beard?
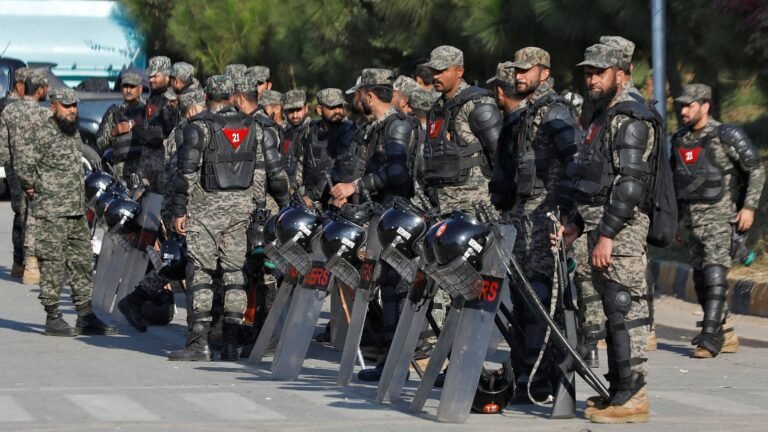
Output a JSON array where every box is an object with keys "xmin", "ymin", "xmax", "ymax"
[
  {"xmin": 516, "ymin": 80, "xmax": 539, "ymax": 98},
  {"xmin": 587, "ymin": 82, "xmax": 618, "ymax": 110},
  {"xmin": 361, "ymin": 98, "xmax": 373, "ymax": 116},
  {"xmin": 55, "ymin": 113, "xmax": 79, "ymax": 136}
]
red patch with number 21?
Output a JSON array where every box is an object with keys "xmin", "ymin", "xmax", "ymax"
[
  {"xmin": 679, "ymin": 147, "xmax": 702, "ymax": 165},
  {"xmin": 223, "ymin": 128, "xmax": 249, "ymax": 149}
]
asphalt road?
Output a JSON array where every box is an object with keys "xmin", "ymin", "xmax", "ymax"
[{"xmin": 0, "ymin": 201, "xmax": 767, "ymax": 431}]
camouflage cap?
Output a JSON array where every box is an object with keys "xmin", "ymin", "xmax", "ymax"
[
  {"xmin": 360, "ymin": 68, "xmax": 394, "ymax": 87},
  {"xmin": 121, "ymin": 71, "xmax": 143, "ymax": 87},
  {"xmin": 13, "ymin": 67, "xmax": 30, "ymax": 84},
  {"xmin": 317, "ymin": 88, "xmax": 345, "ymax": 107},
  {"xmin": 170, "ymin": 62, "xmax": 195, "ymax": 83},
  {"xmin": 599, "ymin": 36, "xmax": 635, "ymax": 69},
  {"xmin": 577, "ymin": 43, "xmax": 623, "ymax": 69},
  {"xmin": 233, "ymin": 74, "xmax": 258, "ymax": 94},
  {"xmin": 179, "ymin": 89, "xmax": 206, "ymax": 112},
  {"xmin": 50, "ymin": 87, "xmax": 78, "ymax": 105},
  {"xmin": 205, "ymin": 74, "xmax": 233, "ymax": 96},
  {"xmin": 393, "ymin": 75, "xmax": 420, "ymax": 98},
  {"xmin": 26, "ymin": 68, "xmax": 49, "ymax": 87},
  {"xmin": 283, "ymin": 90, "xmax": 307, "ymax": 110},
  {"xmin": 409, "ymin": 88, "xmax": 440, "ymax": 112},
  {"xmin": 260, "ymin": 90, "xmax": 283, "ymax": 106},
  {"xmin": 225, "ymin": 63, "xmax": 247, "ymax": 78},
  {"xmin": 345, "ymin": 76, "xmax": 362, "ymax": 95},
  {"xmin": 423, "ymin": 45, "xmax": 463, "ymax": 71},
  {"xmin": 510, "ymin": 47, "xmax": 550, "ymax": 70},
  {"xmin": 163, "ymin": 87, "xmax": 178, "ymax": 101},
  {"xmin": 486, "ymin": 61, "xmax": 515, "ymax": 85},
  {"xmin": 674, "ymin": 83, "xmax": 712, "ymax": 104},
  {"xmin": 147, "ymin": 56, "xmax": 171, "ymax": 76},
  {"xmin": 246, "ymin": 65, "xmax": 270, "ymax": 83}
]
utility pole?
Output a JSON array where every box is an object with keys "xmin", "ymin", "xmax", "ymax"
[{"xmin": 652, "ymin": 0, "xmax": 666, "ymax": 126}]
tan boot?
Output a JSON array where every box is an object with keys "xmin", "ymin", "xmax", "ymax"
[
  {"xmin": 647, "ymin": 329, "xmax": 658, "ymax": 352},
  {"xmin": 11, "ymin": 263, "xmax": 24, "ymax": 278},
  {"xmin": 691, "ymin": 346, "xmax": 715, "ymax": 358},
  {"xmin": 590, "ymin": 386, "xmax": 649, "ymax": 424},
  {"xmin": 584, "ymin": 395, "xmax": 608, "ymax": 419},
  {"xmin": 22, "ymin": 256, "xmax": 40, "ymax": 285},
  {"xmin": 721, "ymin": 320, "xmax": 740, "ymax": 353}
]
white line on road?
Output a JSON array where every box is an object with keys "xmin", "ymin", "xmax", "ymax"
[
  {"xmin": 179, "ymin": 392, "xmax": 286, "ymax": 421},
  {"xmin": 0, "ymin": 395, "xmax": 33, "ymax": 422},
  {"xmin": 66, "ymin": 394, "xmax": 161, "ymax": 421}
]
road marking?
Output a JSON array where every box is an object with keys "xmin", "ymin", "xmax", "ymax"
[
  {"xmin": 179, "ymin": 392, "xmax": 286, "ymax": 421},
  {"xmin": 0, "ymin": 395, "xmax": 33, "ymax": 422},
  {"xmin": 67, "ymin": 394, "xmax": 161, "ymax": 421},
  {"xmin": 659, "ymin": 391, "xmax": 766, "ymax": 415}
]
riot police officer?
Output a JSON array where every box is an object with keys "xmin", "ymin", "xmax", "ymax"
[
  {"xmin": 168, "ymin": 76, "xmax": 289, "ymax": 362},
  {"xmin": 672, "ymin": 83, "xmax": 765, "ymax": 358}
]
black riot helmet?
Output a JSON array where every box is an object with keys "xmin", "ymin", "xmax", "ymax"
[
  {"xmin": 84, "ymin": 169, "xmax": 115, "ymax": 205},
  {"xmin": 377, "ymin": 200, "xmax": 428, "ymax": 259},
  {"xmin": 157, "ymin": 235, "xmax": 188, "ymax": 280},
  {"xmin": 264, "ymin": 214, "xmax": 277, "ymax": 245},
  {"xmin": 422, "ymin": 220, "xmax": 444, "ymax": 265},
  {"xmin": 274, "ymin": 204, "xmax": 321, "ymax": 251},
  {"xmin": 104, "ymin": 197, "xmax": 142, "ymax": 229},
  {"xmin": 320, "ymin": 218, "xmax": 367, "ymax": 265},
  {"xmin": 95, "ymin": 182, "xmax": 129, "ymax": 219},
  {"xmin": 101, "ymin": 147, "xmax": 115, "ymax": 168},
  {"xmin": 432, "ymin": 211, "xmax": 490, "ymax": 269},
  {"xmin": 471, "ymin": 361, "xmax": 515, "ymax": 414}
]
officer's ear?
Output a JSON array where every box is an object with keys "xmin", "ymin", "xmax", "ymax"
[
  {"xmin": 540, "ymin": 66, "xmax": 550, "ymax": 82},
  {"xmin": 455, "ymin": 65, "xmax": 465, "ymax": 79},
  {"xmin": 315, "ymin": 105, "xmax": 322, "ymax": 116},
  {"xmin": 49, "ymin": 102, "xmax": 56, "ymax": 113},
  {"xmin": 614, "ymin": 67, "xmax": 626, "ymax": 86},
  {"xmin": 699, "ymin": 100, "xmax": 711, "ymax": 116}
]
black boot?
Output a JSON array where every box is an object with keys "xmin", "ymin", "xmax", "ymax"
[
  {"xmin": 221, "ymin": 322, "xmax": 241, "ymax": 361},
  {"xmin": 75, "ymin": 307, "xmax": 119, "ymax": 336},
  {"xmin": 117, "ymin": 289, "xmax": 150, "ymax": 332},
  {"xmin": 44, "ymin": 306, "xmax": 76, "ymax": 337},
  {"xmin": 168, "ymin": 321, "xmax": 211, "ymax": 361},
  {"xmin": 358, "ymin": 362, "xmax": 384, "ymax": 382}
]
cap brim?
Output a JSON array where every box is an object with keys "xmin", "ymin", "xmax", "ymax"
[
  {"xmin": 345, "ymin": 85, "xmax": 359, "ymax": 95},
  {"xmin": 485, "ymin": 75, "xmax": 499, "ymax": 85},
  {"xmin": 576, "ymin": 60, "xmax": 613, "ymax": 68},
  {"xmin": 509, "ymin": 61, "xmax": 536, "ymax": 70},
  {"xmin": 284, "ymin": 103, "xmax": 305, "ymax": 110},
  {"xmin": 421, "ymin": 60, "xmax": 451, "ymax": 71},
  {"xmin": 674, "ymin": 96, "xmax": 695, "ymax": 104}
]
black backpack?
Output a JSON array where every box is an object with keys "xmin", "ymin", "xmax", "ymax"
[{"xmin": 611, "ymin": 99, "xmax": 677, "ymax": 247}]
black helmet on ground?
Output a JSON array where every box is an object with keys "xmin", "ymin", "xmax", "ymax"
[
  {"xmin": 471, "ymin": 361, "xmax": 515, "ymax": 414},
  {"xmin": 94, "ymin": 182, "xmax": 129, "ymax": 219},
  {"xmin": 274, "ymin": 204, "xmax": 321, "ymax": 251},
  {"xmin": 320, "ymin": 217, "xmax": 367, "ymax": 265},
  {"xmin": 158, "ymin": 236, "xmax": 188, "ymax": 280},
  {"xmin": 377, "ymin": 200, "xmax": 427, "ymax": 259}
]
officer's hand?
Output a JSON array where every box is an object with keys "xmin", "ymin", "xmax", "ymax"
[
  {"xmin": 174, "ymin": 216, "xmax": 188, "ymax": 236},
  {"xmin": 591, "ymin": 235, "xmax": 613, "ymax": 271},
  {"xmin": 24, "ymin": 188, "xmax": 34, "ymax": 200},
  {"xmin": 735, "ymin": 208, "xmax": 755, "ymax": 232},
  {"xmin": 332, "ymin": 197, "xmax": 347, "ymax": 208},
  {"xmin": 303, "ymin": 195, "xmax": 314, "ymax": 208},
  {"xmin": 113, "ymin": 121, "xmax": 132, "ymax": 136},
  {"xmin": 330, "ymin": 182, "xmax": 356, "ymax": 200}
]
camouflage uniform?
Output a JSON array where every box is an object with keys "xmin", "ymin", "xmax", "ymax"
[
  {"xmin": 96, "ymin": 72, "xmax": 146, "ymax": 181},
  {"xmin": 572, "ymin": 45, "xmax": 653, "ymax": 402},
  {"xmin": 14, "ymin": 89, "xmax": 93, "ymax": 311},
  {"xmin": 672, "ymin": 84, "xmax": 765, "ymax": 355},
  {"xmin": 0, "ymin": 71, "xmax": 27, "ymax": 268},
  {"xmin": 139, "ymin": 56, "xmax": 177, "ymax": 193},
  {"xmin": 1, "ymin": 70, "xmax": 50, "ymax": 265},
  {"xmin": 224, "ymin": 64, "xmax": 247, "ymax": 78},
  {"xmin": 170, "ymin": 62, "xmax": 201, "ymax": 94},
  {"xmin": 421, "ymin": 46, "xmax": 501, "ymax": 212},
  {"xmin": 496, "ymin": 49, "xmax": 582, "ymax": 395}
]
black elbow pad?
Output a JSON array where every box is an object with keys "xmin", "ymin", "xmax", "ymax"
[
  {"xmin": 599, "ymin": 179, "xmax": 645, "ymax": 238},
  {"xmin": 263, "ymin": 128, "xmax": 286, "ymax": 176},
  {"xmin": 617, "ymin": 119, "xmax": 650, "ymax": 178},
  {"xmin": 171, "ymin": 175, "xmax": 190, "ymax": 217},
  {"xmin": 469, "ymin": 103, "xmax": 503, "ymax": 159},
  {"xmin": 720, "ymin": 125, "xmax": 760, "ymax": 169},
  {"xmin": 544, "ymin": 103, "xmax": 581, "ymax": 157}
]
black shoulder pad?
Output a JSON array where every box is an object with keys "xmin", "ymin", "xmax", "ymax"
[
  {"xmin": 617, "ymin": 118, "xmax": 650, "ymax": 151},
  {"xmin": 719, "ymin": 124, "xmax": 760, "ymax": 168},
  {"xmin": 386, "ymin": 117, "xmax": 413, "ymax": 145},
  {"xmin": 610, "ymin": 99, "xmax": 655, "ymax": 122},
  {"xmin": 544, "ymin": 101, "xmax": 578, "ymax": 124}
]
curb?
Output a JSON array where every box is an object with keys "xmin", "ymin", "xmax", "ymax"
[{"xmin": 649, "ymin": 259, "xmax": 768, "ymax": 318}]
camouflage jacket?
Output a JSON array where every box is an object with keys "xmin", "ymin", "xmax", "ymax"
[
  {"xmin": 0, "ymin": 97, "xmax": 50, "ymax": 175},
  {"xmin": 95, "ymin": 99, "xmax": 147, "ymax": 151},
  {"xmin": 15, "ymin": 117, "xmax": 85, "ymax": 217},
  {"xmin": 675, "ymin": 118, "xmax": 766, "ymax": 219}
]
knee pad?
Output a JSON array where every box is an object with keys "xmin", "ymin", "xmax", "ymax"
[
  {"xmin": 703, "ymin": 265, "xmax": 728, "ymax": 289},
  {"xmin": 601, "ymin": 281, "xmax": 632, "ymax": 318}
]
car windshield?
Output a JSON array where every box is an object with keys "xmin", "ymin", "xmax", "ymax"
[{"xmin": 0, "ymin": 65, "xmax": 10, "ymax": 96}]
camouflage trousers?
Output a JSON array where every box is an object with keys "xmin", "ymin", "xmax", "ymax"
[
  {"xmin": 185, "ymin": 216, "xmax": 248, "ymax": 324},
  {"xmin": 431, "ymin": 169, "xmax": 491, "ymax": 214},
  {"xmin": 138, "ymin": 147, "xmax": 166, "ymax": 194},
  {"xmin": 503, "ymin": 198, "xmax": 556, "ymax": 283},
  {"xmin": 586, "ymin": 215, "xmax": 650, "ymax": 378},
  {"xmin": 9, "ymin": 173, "xmax": 36, "ymax": 262},
  {"xmin": 573, "ymin": 234, "xmax": 604, "ymax": 341},
  {"xmin": 680, "ymin": 204, "xmax": 734, "ymax": 321},
  {"xmin": 36, "ymin": 216, "xmax": 93, "ymax": 308}
]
